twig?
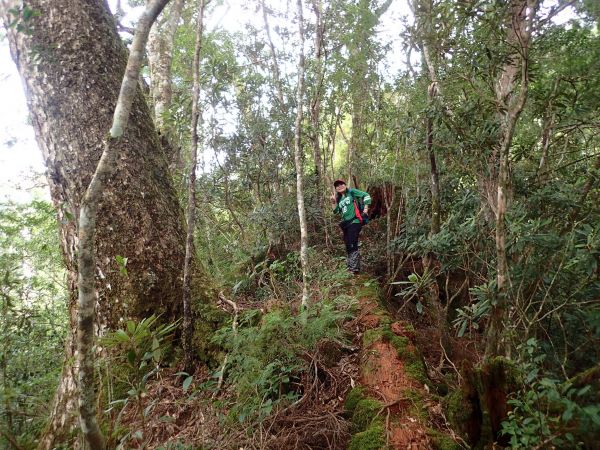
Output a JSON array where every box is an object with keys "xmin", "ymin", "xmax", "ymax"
[{"xmin": 214, "ymin": 291, "xmax": 238, "ymax": 396}]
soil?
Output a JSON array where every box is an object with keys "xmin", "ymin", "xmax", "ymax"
[{"xmin": 355, "ymin": 294, "xmax": 432, "ymax": 449}]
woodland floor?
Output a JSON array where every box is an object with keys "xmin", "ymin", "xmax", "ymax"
[{"xmin": 118, "ymin": 268, "xmax": 467, "ymax": 449}]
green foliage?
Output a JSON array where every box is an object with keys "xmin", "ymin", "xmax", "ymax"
[
  {"xmin": 0, "ymin": 200, "xmax": 67, "ymax": 449},
  {"xmin": 345, "ymin": 386, "xmax": 366, "ymax": 414},
  {"xmin": 391, "ymin": 269, "xmax": 435, "ymax": 315},
  {"xmin": 101, "ymin": 316, "xmax": 178, "ymax": 448},
  {"xmin": 211, "ymin": 296, "xmax": 354, "ymax": 424},
  {"xmin": 348, "ymin": 423, "xmax": 385, "ymax": 450},
  {"xmin": 501, "ymin": 339, "xmax": 600, "ymax": 449},
  {"xmin": 351, "ymin": 398, "xmax": 383, "ymax": 432},
  {"xmin": 102, "ymin": 315, "xmax": 178, "ymax": 401}
]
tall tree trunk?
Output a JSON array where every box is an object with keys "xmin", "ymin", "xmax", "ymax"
[
  {"xmin": 486, "ymin": 0, "xmax": 538, "ymax": 357},
  {"xmin": 77, "ymin": 3, "xmax": 171, "ymax": 447},
  {"xmin": 183, "ymin": 0, "xmax": 206, "ymax": 373},
  {"xmin": 261, "ymin": 0, "xmax": 286, "ymax": 110},
  {"xmin": 427, "ymin": 93, "xmax": 441, "ymax": 236},
  {"xmin": 348, "ymin": 100, "xmax": 361, "ymax": 187},
  {"xmin": 148, "ymin": 0, "xmax": 184, "ymax": 131},
  {"xmin": 410, "ymin": 0, "xmax": 449, "ymax": 357},
  {"xmin": 0, "ymin": 0, "xmax": 203, "ymax": 446},
  {"xmin": 294, "ymin": 0, "xmax": 309, "ymax": 309},
  {"xmin": 147, "ymin": 0, "xmax": 185, "ymax": 169},
  {"xmin": 537, "ymin": 77, "xmax": 560, "ymax": 180},
  {"xmin": 310, "ymin": 0, "xmax": 325, "ymax": 207}
]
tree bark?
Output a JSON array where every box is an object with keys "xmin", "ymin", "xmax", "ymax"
[
  {"xmin": 77, "ymin": 2, "xmax": 172, "ymax": 447},
  {"xmin": 147, "ymin": 0, "xmax": 185, "ymax": 171},
  {"xmin": 309, "ymin": 0, "xmax": 325, "ymax": 205},
  {"xmin": 0, "ymin": 0, "xmax": 198, "ymax": 446},
  {"xmin": 148, "ymin": 0, "xmax": 185, "ymax": 132},
  {"xmin": 486, "ymin": 0, "xmax": 538, "ymax": 357},
  {"xmin": 183, "ymin": 0, "xmax": 206, "ymax": 373},
  {"xmin": 294, "ymin": 0, "xmax": 310, "ymax": 309}
]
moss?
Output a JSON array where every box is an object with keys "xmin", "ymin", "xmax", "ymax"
[
  {"xmin": 345, "ymin": 386, "xmax": 366, "ymax": 414},
  {"xmin": 405, "ymin": 359, "xmax": 429, "ymax": 386},
  {"xmin": 348, "ymin": 424, "xmax": 386, "ymax": 450},
  {"xmin": 383, "ymin": 329, "xmax": 410, "ymax": 357},
  {"xmin": 362, "ymin": 328, "xmax": 384, "ymax": 347},
  {"xmin": 403, "ymin": 322, "xmax": 416, "ymax": 333},
  {"xmin": 427, "ymin": 429, "xmax": 462, "ymax": 450},
  {"xmin": 355, "ymin": 282, "xmax": 380, "ymax": 299},
  {"xmin": 405, "ymin": 388, "xmax": 428, "ymax": 421},
  {"xmin": 445, "ymin": 389, "xmax": 471, "ymax": 427},
  {"xmin": 352, "ymin": 398, "xmax": 383, "ymax": 432},
  {"xmin": 379, "ymin": 326, "xmax": 430, "ymax": 386},
  {"xmin": 192, "ymin": 301, "xmax": 229, "ymax": 365}
]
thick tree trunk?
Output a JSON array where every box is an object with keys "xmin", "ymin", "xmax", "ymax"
[
  {"xmin": 77, "ymin": 2, "xmax": 172, "ymax": 447},
  {"xmin": 0, "ymin": 0, "xmax": 197, "ymax": 446}
]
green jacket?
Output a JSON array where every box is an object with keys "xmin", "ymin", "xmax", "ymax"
[{"xmin": 333, "ymin": 188, "xmax": 372, "ymax": 224}]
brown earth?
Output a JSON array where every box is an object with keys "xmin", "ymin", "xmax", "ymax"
[{"xmin": 356, "ymin": 293, "xmax": 432, "ymax": 449}]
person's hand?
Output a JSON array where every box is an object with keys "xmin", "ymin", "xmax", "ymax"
[
  {"xmin": 363, "ymin": 207, "xmax": 369, "ymax": 216},
  {"xmin": 330, "ymin": 195, "xmax": 337, "ymax": 205}
]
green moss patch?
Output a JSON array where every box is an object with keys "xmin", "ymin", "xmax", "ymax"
[
  {"xmin": 348, "ymin": 424, "xmax": 386, "ymax": 450},
  {"xmin": 352, "ymin": 398, "xmax": 383, "ymax": 432},
  {"xmin": 362, "ymin": 328, "xmax": 384, "ymax": 347},
  {"xmin": 345, "ymin": 386, "xmax": 366, "ymax": 415},
  {"xmin": 427, "ymin": 429, "xmax": 462, "ymax": 450}
]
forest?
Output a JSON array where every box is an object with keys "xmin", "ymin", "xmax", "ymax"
[{"xmin": 0, "ymin": 0, "xmax": 599, "ymax": 448}]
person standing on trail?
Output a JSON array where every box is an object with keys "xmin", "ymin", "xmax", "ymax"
[{"xmin": 330, "ymin": 179, "xmax": 372, "ymax": 274}]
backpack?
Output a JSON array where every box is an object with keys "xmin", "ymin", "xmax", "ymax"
[{"xmin": 337, "ymin": 189, "xmax": 369, "ymax": 225}]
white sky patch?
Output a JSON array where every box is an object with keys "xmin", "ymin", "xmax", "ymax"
[
  {"xmin": 0, "ymin": 41, "xmax": 46, "ymax": 203},
  {"xmin": 0, "ymin": 0, "xmax": 583, "ymax": 203}
]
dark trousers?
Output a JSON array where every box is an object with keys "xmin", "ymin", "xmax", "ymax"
[{"xmin": 341, "ymin": 222, "xmax": 362, "ymax": 272}]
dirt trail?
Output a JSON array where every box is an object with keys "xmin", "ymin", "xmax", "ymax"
[
  {"xmin": 356, "ymin": 292, "xmax": 431, "ymax": 449},
  {"xmin": 344, "ymin": 280, "xmax": 460, "ymax": 450}
]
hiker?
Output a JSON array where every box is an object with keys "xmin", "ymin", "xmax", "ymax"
[{"xmin": 330, "ymin": 179, "xmax": 372, "ymax": 274}]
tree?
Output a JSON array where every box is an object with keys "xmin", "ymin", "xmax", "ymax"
[
  {"xmin": 147, "ymin": 0, "xmax": 185, "ymax": 168},
  {"xmin": 486, "ymin": 0, "xmax": 538, "ymax": 357},
  {"xmin": 183, "ymin": 0, "xmax": 206, "ymax": 372},
  {"xmin": 148, "ymin": 0, "xmax": 185, "ymax": 133},
  {"xmin": 294, "ymin": 0, "xmax": 310, "ymax": 309},
  {"xmin": 0, "ymin": 0, "xmax": 207, "ymax": 446},
  {"xmin": 341, "ymin": 0, "xmax": 391, "ymax": 186}
]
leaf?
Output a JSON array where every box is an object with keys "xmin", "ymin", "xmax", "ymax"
[
  {"xmin": 416, "ymin": 301, "xmax": 423, "ymax": 314},
  {"xmin": 457, "ymin": 320, "xmax": 467, "ymax": 337},
  {"xmin": 182, "ymin": 375, "xmax": 194, "ymax": 392},
  {"xmin": 577, "ymin": 385, "xmax": 592, "ymax": 397},
  {"xmin": 115, "ymin": 329, "xmax": 129, "ymax": 342},
  {"xmin": 127, "ymin": 349, "xmax": 136, "ymax": 367},
  {"xmin": 115, "ymin": 255, "xmax": 128, "ymax": 276},
  {"xmin": 526, "ymin": 368, "xmax": 538, "ymax": 383}
]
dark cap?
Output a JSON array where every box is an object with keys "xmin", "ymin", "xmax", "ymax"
[{"xmin": 333, "ymin": 179, "xmax": 346, "ymax": 187}]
